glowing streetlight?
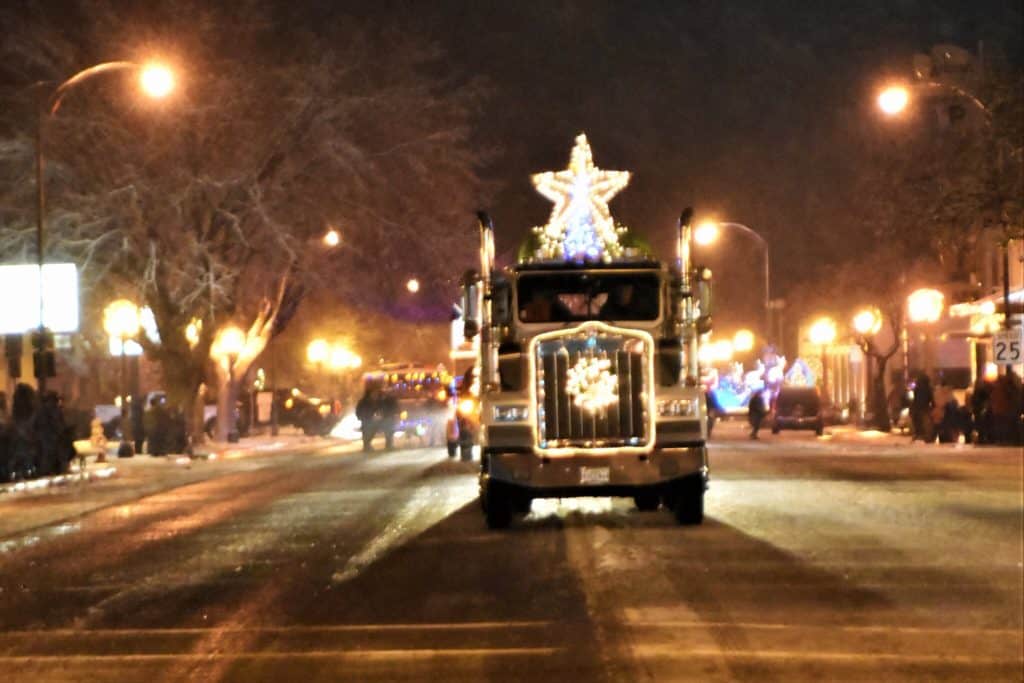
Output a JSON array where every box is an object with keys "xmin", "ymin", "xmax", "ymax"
[
  {"xmin": 406, "ymin": 278, "xmax": 420, "ymax": 294},
  {"xmin": 809, "ymin": 316, "xmax": 837, "ymax": 403},
  {"xmin": 693, "ymin": 221, "xmax": 720, "ymax": 246},
  {"xmin": 693, "ymin": 220, "xmax": 772, "ymax": 341},
  {"xmin": 139, "ymin": 63, "xmax": 175, "ymax": 98},
  {"xmin": 907, "ymin": 288, "xmax": 944, "ymax": 324},
  {"xmin": 877, "ymin": 85, "xmax": 910, "ymax": 115},
  {"xmin": 853, "ymin": 308, "xmax": 882, "ymax": 336},
  {"xmin": 733, "ymin": 329, "xmax": 755, "ymax": 353},
  {"xmin": 323, "ymin": 228, "xmax": 340, "ymax": 248},
  {"xmin": 329, "ymin": 345, "xmax": 362, "ymax": 371},
  {"xmin": 185, "ymin": 318, "xmax": 202, "ymax": 348},
  {"xmin": 307, "ymin": 338, "xmax": 329, "ymax": 366},
  {"xmin": 103, "ymin": 299, "xmax": 141, "ymax": 458},
  {"xmin": 211, "ymin": 325, "xmax": 246, "ymax": 364},
  {"xmin": 35, "ymin": 60, "xmax": 178, "ymax": 392}
]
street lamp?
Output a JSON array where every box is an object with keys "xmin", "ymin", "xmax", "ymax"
[
  {"xmin": 323, "ymin": 228, "xmax": 340, "ymax": 248},
  {"xmin": 406, "ymin": 278, "xmax": 420, "ymax": 294},
  {"xmin": 876, "ymin": 74, "xmax": 1021, "ymax": 374},
  {"xmin": 694, "ymin": 220, "xmax": 771, "ymax": 341},
  {"xmin": 733, "ymin": 329, "xmax": 755, "ymax": 353},
  {"xmin": 876, "ymin": 85, "xmax": 910, "ymax": 115},
  {"xmin": 103, "ymin": 299, "xmax": 141, "ymax": 458},
  {"xmin": 853, "ymin": 308, "xmax": 883, "ymax": 336},
  {"xmin": 809, "ymin": 316, "xmax": 837, "ymax": 403},
  {"xmin": 34, "ymin": 60, "xmax": 175, "ymax": 393},
  {"xmin": 211, "ymin": 325, "xmax": 246, "ymax": 442},
  {"xmin": 906, "ymin": 288, "xmax": 944, "ymax": 378}
]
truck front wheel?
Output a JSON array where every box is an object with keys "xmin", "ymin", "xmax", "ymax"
[
  {"xmin": 667, "ymin": 475, "xmax": 704, "ymax": 525},
  {"xmin": 483, "ymin": 480, "xmax": 513, "ymax": 529},
  {"xmin": 633, "ymin": 491, "xmax": 660, "ymax": 511}
]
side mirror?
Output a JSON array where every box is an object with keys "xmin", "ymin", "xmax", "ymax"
[{"xmin": 492, "ymin": 279, "xmax": 511, "ymax": 326}]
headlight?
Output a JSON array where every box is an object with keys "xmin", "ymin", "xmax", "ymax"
[
  {"xmin": 492, "ymin": 404, "xmax": 529, "ymax": 422},
  {"xmin": 657, "ymin": 398, "xmax": 698, "ymax": 418}
]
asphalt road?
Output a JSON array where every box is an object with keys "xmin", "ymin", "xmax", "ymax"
[{"xmin": 0, "ymin": 427, "xmax": 1021, "ymax": 682}]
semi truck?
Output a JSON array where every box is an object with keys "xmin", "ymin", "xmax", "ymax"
[{"xmin": 460, "ymin": 201, "xmax": 713, "ymax": 528}]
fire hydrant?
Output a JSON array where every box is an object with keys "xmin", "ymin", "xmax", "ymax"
[{"xmin": 90, "ymin": 417, "xmax": 108, "ymax": 464}]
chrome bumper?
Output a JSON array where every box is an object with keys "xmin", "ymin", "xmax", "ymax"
[{"xmin": 484, "ymin": 446, "xmax": 707, "ymax": 495}]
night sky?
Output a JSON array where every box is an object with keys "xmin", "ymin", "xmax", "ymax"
[
  {"xmin": 4, "ymin": 0, "xmax": 1023, "ymax": 334},
  {"xmin": 329, "ymin": 0, "xmax": 1022, "ymax": 327}
]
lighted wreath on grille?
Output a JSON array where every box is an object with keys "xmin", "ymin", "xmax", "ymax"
[{"xmin": 565, "ymin": 356, "xmax": 618, "ymax": 412}]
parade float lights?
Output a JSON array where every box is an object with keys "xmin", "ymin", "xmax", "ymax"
[
  {"xmin": 530, "ymin": 134, "xmax": 634, "ymax": 263},
  {"xmin": 565, "ymin": 355, "xmax": 619, "ymax": 412}
]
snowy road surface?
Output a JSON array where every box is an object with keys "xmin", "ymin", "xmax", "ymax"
[{"xmin": 0, "ymin": 425, "xmax": 1021, "ymax": 682}]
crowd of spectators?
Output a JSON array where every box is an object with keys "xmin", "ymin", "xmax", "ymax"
[{"xmin": 0, "ymin": 384, "xmax": 77, "ymax": 482}]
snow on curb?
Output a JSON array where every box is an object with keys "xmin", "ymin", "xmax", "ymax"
[{"xmin": 0, "ymin": 466, "xmax": 118, "ymax": 496}]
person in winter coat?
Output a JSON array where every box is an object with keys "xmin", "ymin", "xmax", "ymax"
[
  {"xmin": 747, "ymin": 387, "xmax": 767, "ymax": 440},
  {"xmin": 356, "ymin": 387, "xmax": 382, "ymax": 452},
  {"xmin": 910, "ymin": 373, "xmax": 934, "ymax": 442},
  {"xmin": 9, "ymin": 383, "xmax": 38, "ymax": 479}
]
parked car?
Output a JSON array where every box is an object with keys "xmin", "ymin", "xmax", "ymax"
[{"xmin": 771, "ymin": 386, "xmax": 824, "ymax": 436}]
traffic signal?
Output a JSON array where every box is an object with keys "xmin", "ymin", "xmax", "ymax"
[
  {"xmin": 4, "ymin": 334, "xmax": 22, "ymax": 379},
  {"xmin": 31, "ymin": 329, "xmax": 56, "ymax": 380}
]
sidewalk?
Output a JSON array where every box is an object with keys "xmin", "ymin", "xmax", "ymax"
[
  {"xmin": 0, "ymin": 432, "xmax": 359, "ymax": 541},
  {"xmin": 713, "ymin": 418, "xmax": 1022, "ymax": 453}
]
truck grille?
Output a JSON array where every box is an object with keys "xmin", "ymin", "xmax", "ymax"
[{"xmin": 535, "ymin": 327, "xmax": 651, "ymax": 449}]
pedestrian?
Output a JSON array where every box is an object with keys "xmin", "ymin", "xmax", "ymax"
[
  {"xmin": 9, "ymin": 383, "xmax": 38, "ymax": 479},
  {"xmin": 144, "ymin": 395, "xmax": 172, "ymax": 455},
  {"xmin": 932, "ymin": 378, "xmax": 957, "ymax": 443},
  {"xmin": 132, "ymin": 393, "xmax": 146, "ymax": 455},
  {"xmin": 381, "ymin": 389, "xmax": 399, "ymax": 451},
  {"xmin": 990, "ymin": 370, "xmax": 1022, "ymax": 445},
  {"xmin": 356, "ymin": 386, "xmax": 380, "ymax": 452},
  {"xmin": 910, "ymin": 373, "xmax": 934, "ymax": 443},
  {"xmin": 33, "ymin": 391, "xmax": 75, "ymax": 476},
  {"xmin": 970, "ymin": 377, "xmax": 993, "ymax": 444},
  {"xmin": 747, "ymin": 387, "xmax": 767, "ymax": 440}
]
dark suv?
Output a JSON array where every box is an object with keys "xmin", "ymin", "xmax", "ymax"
[{"xmin": 771, "ymin": 386, "xmax": 824, "ymax": 436}]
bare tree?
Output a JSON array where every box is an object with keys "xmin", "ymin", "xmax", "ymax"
[{"xmin": 0, "ymin": 1, "xmax": 488, "ymax": 442}]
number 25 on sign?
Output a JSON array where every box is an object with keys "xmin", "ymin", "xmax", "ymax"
[{"xmin": 992, "ymin": 328, "xmax": 1023, "ymax": 365}]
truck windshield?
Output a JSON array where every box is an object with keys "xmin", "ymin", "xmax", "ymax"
[{"xmin": 517, "ymin": 272, "xmax": 660, "ymax": 323}]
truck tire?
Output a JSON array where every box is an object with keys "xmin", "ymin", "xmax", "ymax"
[
  {"xmin": 483, "ymin": 480, "xmax": 513, "ymax": 529},
  {"xmin": 512, "ymin": 493, "xmax": 532, "ymax": 516},
  {"xmin": 671, "ymin": 475, "xmax": 704, "ymax": 526},
  {"xmin": 633, "ymin": 491, "xmax": 660, "ymax": 511}
]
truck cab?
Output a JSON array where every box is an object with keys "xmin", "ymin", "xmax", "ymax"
[{"xmin": 461, "ymin": 134, "xmax": 713, "ymax": 528}]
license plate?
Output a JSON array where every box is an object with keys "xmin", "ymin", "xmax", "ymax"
[{"xmin": 580, "ymin": 466, "xmax": 610, "ymax": 485}]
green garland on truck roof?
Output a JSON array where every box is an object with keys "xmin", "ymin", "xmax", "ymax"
[{"xmin": 517, "ymin": 221, "xmax": 652, "ymax": 264}]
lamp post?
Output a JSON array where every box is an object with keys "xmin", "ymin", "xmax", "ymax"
[
  {"xmin": 328, "ymin": 344, "xmax": 363, "ymax": 408},
  {"xmin": 34, "ymin": 61, "xmax": 174, "ymax": 393},
  {"xmin": 877, "ymin": 79, "xmax": 1021, "ymax": 373},
  {"xmin": 809, "ymin": 317, "xmax": 837, "ymax": 405},
  {"xmin": 211, "ymin": 325, "xmax": 246, "ymax": 442},
  {"xmin": 906, "ymin": 288, "xmax": 944, "ymax": 378},
  {"xmin": 853, "ymin": 307, "xmax": 883, "ymax": 424},
  {"xmin": 695, "ymin": 221, "xmax": 771, "ymax": 341},
  {"xmin": 103, "ymin": 299, "xmax": 141, "ymax": 458}
]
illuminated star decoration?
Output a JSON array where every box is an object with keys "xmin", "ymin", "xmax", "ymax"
[
  {"xmin": 532, "ymin": 133, "xmax": 631, "ymax": 262},
  {"xmin": 565, "ymin": 356, "xmax": 619, "ymax": 412}
]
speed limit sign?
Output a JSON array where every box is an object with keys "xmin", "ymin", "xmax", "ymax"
[{"xmin": 992, "ymin": 327, "xmax": 1023, "ymax": 365}]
